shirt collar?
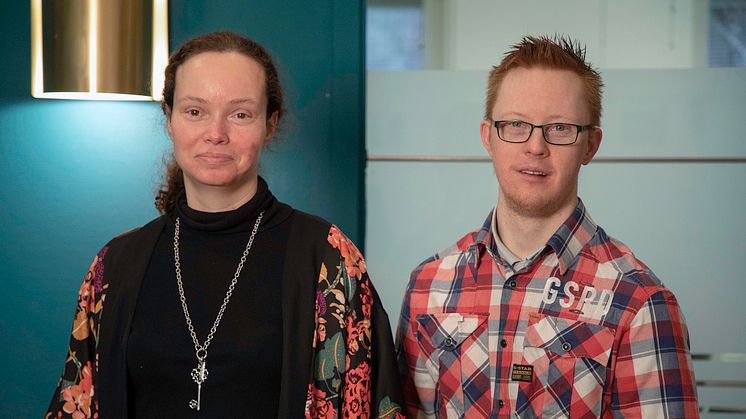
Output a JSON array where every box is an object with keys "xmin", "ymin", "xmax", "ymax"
[
  {"xmin": 469, "ymin": 209, "xmax": 495, "ymax": 254},
  {"xmin": 476, "ymin": 198, "xmax": 598, "ymax": 275},
  {"xmin": 546, "ymin": 198, "xmax": 598, "ymax": 274},
  {"xmin": 492, "ymin": 223, "xmax": 520, "ymax": 266}
]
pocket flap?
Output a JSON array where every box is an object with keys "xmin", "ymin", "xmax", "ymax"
[
  {"xmin": 416, "ymin": 313, "xmax": 488, "ymax": 351},
  {"xmin": 524, "ymin": 313, "xmax": 615, "ymax": 365}
]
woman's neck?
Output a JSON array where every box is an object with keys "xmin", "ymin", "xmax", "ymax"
[{"xmin": 183, "ymin": 177, "xmax": 258, "ymax": 213}]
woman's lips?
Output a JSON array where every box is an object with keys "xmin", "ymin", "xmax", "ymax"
[{"xmin": 196, "ymin": 153, "xmax": 233, "ymax": 164}]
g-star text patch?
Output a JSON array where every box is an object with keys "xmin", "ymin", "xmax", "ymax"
[{"xmin": 511, "ymin": 364, "xmax": 533, "ymax": 382}]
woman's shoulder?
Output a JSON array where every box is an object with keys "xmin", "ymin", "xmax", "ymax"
[
  {"xmin": 287, "ymin": 211, "xmax": 359, "ymax": 246},
  {"xmin": 284, "ymin": 209, "xmax": 332, "ymax": 241},
  {"xmin": 288, "ymin": 211, "xmax": 366, "ymax": 268},
  {"xmin": 104, "ymin": 215, "xmax": 169, "ymax": 254}
]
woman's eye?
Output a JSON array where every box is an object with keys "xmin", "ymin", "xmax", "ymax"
[{"xmin": 234, "ymin": 112, "xmax": 256, "ymax": 122}]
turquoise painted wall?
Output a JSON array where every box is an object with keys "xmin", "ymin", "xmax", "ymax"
[{"xmin": 0, "ymin": 1, "xmax": 364, "ymax": 416}]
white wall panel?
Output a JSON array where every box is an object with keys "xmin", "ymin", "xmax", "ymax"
[
  {"xmin": 366, "ymin": 68, "xmax": 746, "ymax": 412},
  {"xmin": 430, "ymin": 0, "xmax": 704, "ymax": 70}
]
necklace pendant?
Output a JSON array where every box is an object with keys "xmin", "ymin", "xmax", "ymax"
[
  {"xmin": 189, "ymin": 381, "xmax": 202, "ymax": 411},
  {"xmin": 189, "ymin": 360, "xmax": 208, "ymax": 411}
]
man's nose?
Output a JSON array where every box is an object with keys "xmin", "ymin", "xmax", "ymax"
[{"xmin": 524, "ymin": 126, "xmax": 549, "ymax": 155}]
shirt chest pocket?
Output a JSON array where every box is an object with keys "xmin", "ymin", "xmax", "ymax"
[
  {"xmin": 416, "ymin": 313, "xmax": 490, "ymax": 418},
  {"xmin": 516, "ymin": 313, "xmax": 615, "ymax": 419}
]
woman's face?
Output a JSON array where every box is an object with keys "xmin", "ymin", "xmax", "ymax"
[{"xmin": 167, "ymin": 51, "xmax": 277, "ymax": 200}]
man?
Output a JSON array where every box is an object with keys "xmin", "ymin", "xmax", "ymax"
[{"xmin": 396, "ymin": 36, "xmax": 698, "ymax": 418}]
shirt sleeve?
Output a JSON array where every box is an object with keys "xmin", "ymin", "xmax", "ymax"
[
  {"xmin": 609, "ymin": 289, "xmax": 699, "ymax": 418},
  {"xmin": 46, "ymin": 246, "xmax": 109, "ymax": 419},
  {"xmin": 395, "ymin": 269, "xmax": 430, "ymax": 418}
]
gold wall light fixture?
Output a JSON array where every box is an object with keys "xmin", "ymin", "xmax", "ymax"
[{"xmin": 31, "ymin": 0, "xmax": 169, "ymax": 100}]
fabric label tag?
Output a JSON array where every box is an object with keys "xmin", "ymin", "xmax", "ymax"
[{"xmin": 511, "ymin": 364, "xmax": 533, "ymax": 382}]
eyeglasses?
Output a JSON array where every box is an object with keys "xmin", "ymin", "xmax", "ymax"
[{"xmin": 491, "ymin": 119, "xmax": 597, "ymax": 145}]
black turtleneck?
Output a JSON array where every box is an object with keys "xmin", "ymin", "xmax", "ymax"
[{"xmin": 127, "ymin": 178, "xmax": 293, "ymax": 418}]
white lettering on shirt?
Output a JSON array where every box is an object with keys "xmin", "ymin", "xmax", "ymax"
[
  {"xmin": 542, "ymin": 277, "xmax": 562, "ymax": 304},
  {"xmin": 542, "ymin": 277, "xmax": 615, "ymax": 317},
  {"xmin": 560, "ymin": 281, "xmax": 578, "ymax": 308}
]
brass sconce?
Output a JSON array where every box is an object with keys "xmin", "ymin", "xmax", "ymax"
[{"xmin": 31, "ymin": 0, "xmax": 168, "ymax": 100}]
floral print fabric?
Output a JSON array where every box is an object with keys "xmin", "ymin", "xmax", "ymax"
[
  {"xmin": 305, "ymin": 225, "xmax": 404, "ymax": 419},
  {"xmin": 46, "ymin": 247, "xmax": 108, "ymax": 419}
]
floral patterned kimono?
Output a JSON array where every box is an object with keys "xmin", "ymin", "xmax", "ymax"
[{"xmin": 46, "ymin": 209, "xmax": 404, "ymax": 418}]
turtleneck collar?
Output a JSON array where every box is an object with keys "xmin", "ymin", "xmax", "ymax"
[{"xmin": 173, "ymin": 177, "xmax": 288, "ymax": 234}]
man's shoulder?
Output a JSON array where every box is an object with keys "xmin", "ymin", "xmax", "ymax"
[
  {"xmin": 584, "ymin": 225, "xmax": 667, "ymax": 293},
  {"xmin": 410, "ymin": 227, "xmax": 483, "ymax": 279}
]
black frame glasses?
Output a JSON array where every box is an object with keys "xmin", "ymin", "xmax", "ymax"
[{"xmin": 491, "ymin": 119, "xmax": 597, "ymax": 145}]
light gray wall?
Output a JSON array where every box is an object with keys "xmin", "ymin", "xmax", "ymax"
[
  {"xmin": 365, "ymin": 65, "xmax": 746, "ymax": 416},
  {"xmin": 425, "ymin": 0, "xmax": 708, "ymax": 69},
  {"xmin": 366, "ymin": 0, "xmax": 746, "ymax": 416},
  {"xmin": 364, "ymin": 3, "xmax": 745, "ymax": 413}
]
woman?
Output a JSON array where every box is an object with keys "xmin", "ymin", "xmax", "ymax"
[{"xmin": 46, "ymin": 32, "xmax": 403, "ymax": 418}]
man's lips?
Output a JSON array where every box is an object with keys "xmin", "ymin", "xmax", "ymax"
[{"xmin": 517, "ymin": 168, "xmax": 549, "ymax": 176}]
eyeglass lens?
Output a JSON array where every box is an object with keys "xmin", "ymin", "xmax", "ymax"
[{"xmin": 498, "ymin": 121, "xmax": 578, "ymax": 144}]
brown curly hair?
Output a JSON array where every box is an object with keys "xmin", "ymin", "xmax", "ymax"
[{"xmin": 155, "ymin": 31, "xmax": 285, "ymax": 214}]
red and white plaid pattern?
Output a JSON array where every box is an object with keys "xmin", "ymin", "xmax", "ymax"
[{"xmin": 397, "ymin": 201, "xmax": 699, "ymax": 418}]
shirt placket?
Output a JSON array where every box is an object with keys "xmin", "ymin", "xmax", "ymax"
[
  {"xmin": 487, "ymin": 248, "xmax": 543, "ymax": 418},
  {"xmin": 476, "ymin": 248, "xmax": 511, "ymax": 418}
]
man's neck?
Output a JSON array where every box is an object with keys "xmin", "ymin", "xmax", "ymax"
[{"xmin": 495, "ymin": 197, "xmax": 577, "ymax": 260}]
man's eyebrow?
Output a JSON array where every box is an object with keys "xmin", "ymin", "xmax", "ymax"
[
  {"xmin": 495, "ymin": 112, "xmax": 530, "ymax": 120},
  {"xmin": 498, "ymin": 112, "xmax": 577, "ymax": 122}
]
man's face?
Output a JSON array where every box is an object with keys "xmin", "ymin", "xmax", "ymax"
[{"xmin": 480, "ymin": 67, "xmax": 602, "ymax": 218}]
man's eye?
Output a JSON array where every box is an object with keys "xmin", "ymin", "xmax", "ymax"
[
  {"xmin": 510, "ymin": 121, "xmax": 524, "ymax": 128},
  {"xmin": 187, "ymin": 109, "xmax": 200, "ymax": 117},
  {"xmin": 550, "ymin": 124, "xmax": 569, "ymax": 132},
  {"xmin": 236, "ymin": 112, "xmax": 248, "ymax": 119}
]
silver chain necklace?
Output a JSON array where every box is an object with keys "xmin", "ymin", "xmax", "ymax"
[{"xmin": 173, "ymin": 210, "xmax": 264, "ymax": 411}]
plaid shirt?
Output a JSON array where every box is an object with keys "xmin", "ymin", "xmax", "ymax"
[{"xmin": 396, "ymin": 200, "xmax": 698, "ymax": 418}]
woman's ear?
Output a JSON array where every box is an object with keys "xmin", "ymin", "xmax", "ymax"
[
  {"xmin": 264, "ymin": 111, "xmax": 279, "ymax": 145},
  {"xmin": 165, "ymin": 105, "xmax": 174, "ymax": 139}
]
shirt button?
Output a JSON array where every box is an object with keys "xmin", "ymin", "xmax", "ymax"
[
  {"xmin": 561, "ymin": 342, "xmax": 572, "ymax": 352},
  {"xmin": 444, "ymin": 337, "xmax": 456, "ymax": 349},
  {"xmin": 498, "ymin": 399, "xmax": 505, "ymax": 408},
  {"xmin": 500, "ymin": 339, "xmax": 508, "ymax": 348},
  {"xmin": 508, "ymin": 280, "xmax": 517, "ymax": 289}
]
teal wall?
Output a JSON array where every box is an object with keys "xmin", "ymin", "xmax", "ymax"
[{"xmin": 0, "ymin": 1, "xmax": 365, "ymax": 416}]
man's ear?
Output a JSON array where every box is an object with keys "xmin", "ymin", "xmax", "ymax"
[
  {"xmin": 480, "ymin": 119, "xmax": 494, "ymax": 158},
  {"xmin": 581, "ymin": 127, "xmax": 603, "ymax": 165}
]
